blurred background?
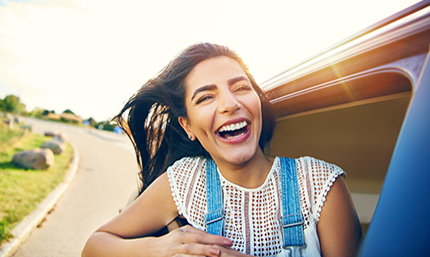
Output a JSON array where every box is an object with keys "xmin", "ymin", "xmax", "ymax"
[{"xmin": 0, "ymin": 0, "xmax": 420, "ymax": 126}]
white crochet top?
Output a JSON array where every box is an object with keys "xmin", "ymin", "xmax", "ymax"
[{"xmin": 167, "ymin": 156, "xmax": 345, "ymax": 257}]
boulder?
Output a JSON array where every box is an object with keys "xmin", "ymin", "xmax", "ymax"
[
  {"xmin": 44, "ymin": 131, "xmax": 59, "ymax": 137},
  {"xmin": 41, "ymin": 139, "xmax": 66, "ymax": 155},
  {"xmin": 12, "ymin": 149, "xmax": 54, "ymax": 170},
  {"xmin": 53, "ymin": 132, "xmax": 68, "ymax": 143},
  {"xmin": 44, "ymin": 131, "xmax": 68, "ymax": 143},
  {"xmin": 20, "ymin": 125, "xmax": 33, "ymax": 132}
]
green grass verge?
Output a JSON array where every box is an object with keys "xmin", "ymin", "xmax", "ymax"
[{"xmin": 0, "ymin": 122, "xmax": 73, "ymax": 244}]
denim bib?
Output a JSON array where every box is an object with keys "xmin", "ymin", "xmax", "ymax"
[{"xmin": 204, "ymin": 157, "xmax": 306, "ymax": 256}]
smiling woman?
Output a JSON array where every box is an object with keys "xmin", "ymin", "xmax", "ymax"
[{"xmin": 81, "ymin": 43, "xmax": 362, "ymax": 257}]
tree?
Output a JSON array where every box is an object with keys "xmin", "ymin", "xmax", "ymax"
[
  {"xmin": 0, "ymin": 95, "xmax": 26, "ymax": 114},
  {"xmin": 62, "ymin": 109, "xmax": 75, "ymax": 115},
  {"xmin": 42, "ymin": 110, "xmax": 55, "ymax": 116},
  {"xmin": 95, "ymin": 121, "xmax": 116, "ymax": 131},
  {"xmin": 87, "ymin": 117, "xmax": 96, "ymax": 127},
  {"xmin": 29, "ymin": 108, "xmax": 45, "ymax": 118}
]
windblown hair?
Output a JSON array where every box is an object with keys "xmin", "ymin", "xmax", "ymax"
[{"xmin": 114, "ymin": 43, "xmax": 277, "ymax": 194}]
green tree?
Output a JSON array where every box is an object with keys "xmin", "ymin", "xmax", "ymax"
[
  {"xmin": 29, "ymin": 108, "xmax": 45, "ymax": 118},
  {"xmin": 0, "ymin": 95, "xmax": 26, "ymax": 114},
  {"xmin": 62, "ymin": 109, "xmax": 75, "ymax": 115},
  {"xmin": 86, "ymin": 117, "xmax": 96, "ymax": 127},
  {"xmin": 41, "ymin": 110, "xmax": 55, "ymax": 116},
  {"xmin": 95, "ymin": 121, "xmax": 115, "ymax": 131}
]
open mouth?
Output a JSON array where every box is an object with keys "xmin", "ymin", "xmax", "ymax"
[{"xmin": 217, "ymin": 121, "xmax": 248, "ymax": 140}]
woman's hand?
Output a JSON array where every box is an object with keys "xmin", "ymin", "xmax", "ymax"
[
  {"xmin": 155, "ymin": 225, "xmax": 234, "ymax": 257},
  {"xmin": 83, "ymin": 225, "xmax": 236, "ymax": 257},
  {"xmin": 82, "ymin": 173, "xmax": 251, "ymax": 257}
]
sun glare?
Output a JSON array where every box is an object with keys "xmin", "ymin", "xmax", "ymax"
[{"xmin": 0, "ymin": 0, "xmax": 421, "ymax": 121}]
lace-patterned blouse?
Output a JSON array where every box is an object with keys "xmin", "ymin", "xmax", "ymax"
[{"xmin": 167, "ymin": 156, "xmax": 345, "ymax": 257}]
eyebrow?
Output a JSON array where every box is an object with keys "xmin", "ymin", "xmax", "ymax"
[
  {"xmin": 191, "ymin": 84, "xmax": 217, "ymax": 101},
  {"xmin": 227, "ymin": 75, "xmax": 249, "ymax": 86},
  {"xmin": 190, "ymin": 76, "xmax": 249, "ymax": 101}
]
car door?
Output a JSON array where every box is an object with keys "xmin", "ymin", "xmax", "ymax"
[{"xmin": 261, "ymin": 1, "xmax": 430, "ymax": 255}]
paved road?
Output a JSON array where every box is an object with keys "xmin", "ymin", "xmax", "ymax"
[{"xmin": 13, "ymin": 118, "xmax": 139, "ymax": 257}]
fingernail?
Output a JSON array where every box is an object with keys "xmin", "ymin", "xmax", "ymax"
[
  {"xmin": 223, "ymin": 239, "xmax": 233, "ymax": 246},
  {"xmin": 210, "ymin": 247, "xmax": 220, "ymax": 255}
]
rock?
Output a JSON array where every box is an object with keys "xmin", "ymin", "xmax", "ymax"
[
  {"xmin": 14, "ymin": 116, "xmax": 22, "ymax": 124},
  {"xmin": 12, "ymin": 149, "xmax": 54, "ymax": 170},
  {"xmin": 20, "ymin": 125, "xmax": 33, "ymax": 132},
  {"xmin": 53, "ymin": 132, "xmax": 68, "ymax": 143},
  {"xmin": 41, "ymin": 139, "xmax": 66, "ymax": 155},
  {"xmin": 44, "ymin": 131, "xmax": 59, "ymax": 137},
  {"xmin": 44, "ymin": 131, "xmax": 68, "ymax": 143}
]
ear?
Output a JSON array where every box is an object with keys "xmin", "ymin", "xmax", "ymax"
[{"xmin": 178, "ymin": 116, "xmax": 195, "ymax": 141}]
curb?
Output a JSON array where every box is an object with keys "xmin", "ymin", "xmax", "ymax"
[{"xmin": 0, "ymin": 142, "xmax": 80, "ymax": 257}]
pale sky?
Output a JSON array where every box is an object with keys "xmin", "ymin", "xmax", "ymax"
[{"xmin": 0, "ymin": 0, "xmax": 420, "ymax": 121}]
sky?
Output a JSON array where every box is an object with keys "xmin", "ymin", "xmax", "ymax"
[{"xmin": 0, "ymin": 0, "xmax": 421, "ymax": 121}]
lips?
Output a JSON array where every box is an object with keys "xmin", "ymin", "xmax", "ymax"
[{"xmin": 216, "ymin": 120, "xmax": 251, "ymax": 143}]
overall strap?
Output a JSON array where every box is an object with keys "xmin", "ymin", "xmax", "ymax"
[
  {"xmin": 279, "ymin": 157, "xmax": 306, "ymax": 256},
  {"xmin": 204, "ymin": 158, "xmax": 225, "ymax": 236}
]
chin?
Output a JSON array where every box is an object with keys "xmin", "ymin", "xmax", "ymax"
[{"xmin": 223, "ymin": 151, "xmax": 256, "ymax": 165}]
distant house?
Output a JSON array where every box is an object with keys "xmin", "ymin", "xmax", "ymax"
[
  {"xmin": 41, "ymin": 112, "xmax": 83, "ymax": 124},
  {"xmin": 60, "ymin": 113, "xmax": 83, "ymax": 124},
  {"xmin": 44, "ymin": 112, "xmax": 61, "ymax": 121}
]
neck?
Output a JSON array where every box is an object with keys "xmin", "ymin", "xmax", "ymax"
[{"xmin": 213, "ymin": 149, "xmax": 274, "ymax": 188}]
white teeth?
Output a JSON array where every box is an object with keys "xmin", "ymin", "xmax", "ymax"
[{"xmin": 219, "ymin": 121, "xmax": 247, "ymax": 133}]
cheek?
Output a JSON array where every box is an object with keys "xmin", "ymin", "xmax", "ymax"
[
  {"xmin": 186, "ymin": 106, "xmax": 214, "ymax": 134},
  {"xmin": 256, "ymin": 104, "xmax": 263, "ymax": 130},
  {"xmin": 252, "ymin": 98, "xmax": 263, "ymax": 132},
  {"xmin": 249, "ymin": 95, "xmax": 263, "ymax": 118}
]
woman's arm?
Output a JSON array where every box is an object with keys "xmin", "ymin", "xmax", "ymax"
[
  {"xmin": 81, "ymin": 173, "xmax": 233, "ymax": 257},
  {"xmin": 317, "ymin": 176, "xmax": 363, "ymax": 257}
]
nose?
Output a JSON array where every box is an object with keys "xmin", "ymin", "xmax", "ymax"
[{"xmin": 218, "ymin": 90, "xmax": 241, "ymax": 114}]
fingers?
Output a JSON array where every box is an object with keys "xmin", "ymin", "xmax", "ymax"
[
  {"xmin": 217, "ymin": 246, "xmax": 250, "ymax": 257},
  {"xmin": 177, "ymin": 225, "xmax": 233, "ymax": 247},
  {"xmin": 176, "ymin": 243, "xmax": 221, "ymax": 257},
  {"xmin": 162, "ymin": 225, "xmax": 233, "ymax": 257}
]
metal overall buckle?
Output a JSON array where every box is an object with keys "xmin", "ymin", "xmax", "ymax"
[
  {"xmin": 284, "ymin": 243, "xmax": 307, "ymax": 257},
  {"xmin": 280, "ymin": 213, "xmax": 306, "ymax": 257}
]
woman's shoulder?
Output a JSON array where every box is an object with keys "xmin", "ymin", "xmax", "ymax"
[
  {"xmin": 292, "ymin": 156, "xmax": 345, "ymax": 176},
  {"xmin": 166, "ymin": 156, "xmax": 207, "ymax": 224},
  {"xmin": 166, "ymin": 156, "xmax": 207, "ymax": 187},
  {"xmin": 292, "ymin": 156, "xmax": 346, "ymax": 221},
  {"xmin": 167, "ymin": 156, "xmax": 206, "ymax": 172}
]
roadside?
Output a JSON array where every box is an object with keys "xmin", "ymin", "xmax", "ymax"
[
  {"xmin": 9, "ymin": 118, "xmax": 137, "ymax": 257},
  {"xmin": 0, "ymin": 141, "xmax": 80, "ymax": 257}
]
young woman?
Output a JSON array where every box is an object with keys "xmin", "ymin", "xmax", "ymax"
[{"xmin": 82, "ymin": 43, "xmax": 362, "ymax": 257}]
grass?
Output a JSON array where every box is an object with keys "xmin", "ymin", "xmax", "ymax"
[{"xmin": 0, "ymin": 120, "xmax": 73, "ymax": 244}]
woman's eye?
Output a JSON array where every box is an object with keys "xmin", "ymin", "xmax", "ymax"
[
  {"xmin": 235, "ymin": 84, "xmax": 252, "ymax": 91},
  {"xmin": 196, "ymin": 95, "xmax": 213, "ymax": 104}
]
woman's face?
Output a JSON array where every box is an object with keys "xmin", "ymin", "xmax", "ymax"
[{"xmin": 179, "ymin": 56, "xmax": 263, "ymax": 166}]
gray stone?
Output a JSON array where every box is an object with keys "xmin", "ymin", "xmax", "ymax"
[
  {"xmin": 41, "ymin": 139, "xmax": 65, "ymax": 155},
  {"xmin": 53, "ymin": 132, "xmax": 68, "ymax": 143},
  {"xmin": 12, "ymin": 149, "xmax": 54, "ymax": 170},
  {"xmin": 44, "ymin": 131, "xmax": 58, "ymax": 137}
]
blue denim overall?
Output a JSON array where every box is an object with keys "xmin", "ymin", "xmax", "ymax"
[{"xmin": 205, "ymin": 158, "xmax": 306, "ymax": 257}]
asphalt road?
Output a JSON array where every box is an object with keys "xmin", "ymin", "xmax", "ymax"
[{"xmin": 13, "ymin": 118, "xmax": 138, "ymax": 257}]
